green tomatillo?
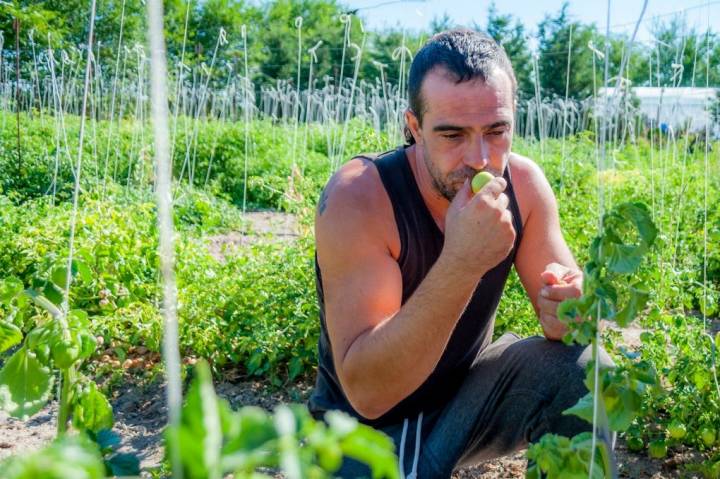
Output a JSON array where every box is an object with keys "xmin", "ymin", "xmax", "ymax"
[{"xmin": 471, "ymin": 171, "xmax": 494, "ymax": 194}]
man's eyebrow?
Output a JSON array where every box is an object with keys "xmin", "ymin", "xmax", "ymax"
[
  {"xmin": 432, "ymin": 121, "xmax": 512, "ymax": 133},
  {"xmin": 485, "ymin": 121, "xmax": 511, "ymax": 130},
  {"xmin": 432, "ymin": 124, "xmax": 465, "ymax": 132}
]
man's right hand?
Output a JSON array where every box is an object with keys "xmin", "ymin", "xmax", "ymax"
[{"xmin": 442, "ymin": 175, "xmax": 516, "ymax": 276}]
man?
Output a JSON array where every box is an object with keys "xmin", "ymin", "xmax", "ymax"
[{"xmin": 308, "ymin": 29, "xmax": 613, "ymax": 478}]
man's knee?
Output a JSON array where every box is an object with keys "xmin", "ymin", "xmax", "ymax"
[{"xmin": 532, "ymin": 339, "xmax": 616, "ymax": 408}]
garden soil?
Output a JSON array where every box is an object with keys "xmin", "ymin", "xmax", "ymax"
[{"xmin": 0, "ymin": 375, "xmax": 699, "ymax": 478}]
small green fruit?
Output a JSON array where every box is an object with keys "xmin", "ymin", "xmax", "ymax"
[
  {"xmin": 648, "ymin": 439, "xmax": 667, "ymax": 459},
  {"xmin": 471, "ymin": 171, "xmax": 494, "ymax": 194},
  {"xmin": 52, "ymin": 339, "xmax": 80, "ymax": 369},
  {"xmin": 626, "ymin": 436, "xmax": 644, "ymax": 452},
  {"xmin": 668, "ymin": 421, "xmax": 687, "ymax": 440},
  {"xmin": 701, "ymin": 427, "xmax": 716, "ymax": 448}
]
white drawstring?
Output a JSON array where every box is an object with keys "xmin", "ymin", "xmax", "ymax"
[
  {"xmin": 399, "ymin": 418, "xmax": 408, "ymax": 478},
  {"xmin": 398, "ymin": 412, "xmax": 423, "ymax": 479}
]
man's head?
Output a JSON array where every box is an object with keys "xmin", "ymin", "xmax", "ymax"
[{"xmin": 404, "ymin": 29, "xmax": 517, "ymax": 201}]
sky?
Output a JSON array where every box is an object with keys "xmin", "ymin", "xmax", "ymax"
[{"xmin": 347, "ymin": 0, "xmax": 720, "ymax": 45}]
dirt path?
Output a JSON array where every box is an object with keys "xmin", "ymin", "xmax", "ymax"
[{"xmin": 206, "ymin": 210, "xmax": 299, "ymax": 260}]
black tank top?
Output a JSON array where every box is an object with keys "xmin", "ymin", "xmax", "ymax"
[{"xmin": 308, "ymin": 147, "xmax": 524, "ymax": 427}]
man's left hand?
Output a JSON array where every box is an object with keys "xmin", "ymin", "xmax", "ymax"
[{"xmin": 537, "ymin": 262, "xmax": 583, "ymax": 341}]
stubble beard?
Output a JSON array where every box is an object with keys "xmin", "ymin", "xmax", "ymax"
[{"xmin": 422, "ymin": 149, "xmax": 503, "ymax": 201}]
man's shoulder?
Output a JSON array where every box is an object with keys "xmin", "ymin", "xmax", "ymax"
[
  {"xmin": 508, "ymin": 152, "xmax": 545, "ymax": 184},
  {"xmin": 315, "ymin": 154, "xmax": 399, "ymax": 257},
  {"xmin": 508, "ymin": 152, "xmax": 555, "ymax": 225},
  {"xmin": 316, "ymin": 153, "xmax": 393, "ymax": 221}
]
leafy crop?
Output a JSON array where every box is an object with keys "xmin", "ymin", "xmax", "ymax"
[
  {"xmin": 0, "ymin": 271, "xmax": 141, "ymax": 475},
  {"xmin": 166, "ymin": 359, "xmax": 399, "ymax": 479},
  {"xmin": 527, "ymin": 201, "xmax": 659, "ymax": 478}
]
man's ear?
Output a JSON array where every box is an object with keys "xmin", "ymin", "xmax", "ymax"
[{"xmin": 404, "ymin": 109, "xmax": 423, "ymax": 145}]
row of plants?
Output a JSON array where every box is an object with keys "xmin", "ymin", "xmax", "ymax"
[
  {"xmin": 0, "ymin": 111, "xmax": 388, "ymax": 208},
  {"xmin": 2, "ymin": 120, "xmax": 718, "ymax": 354},
  {"xmin": 0, "ymin": 182, "xmax": 320, "ymax": 383}
]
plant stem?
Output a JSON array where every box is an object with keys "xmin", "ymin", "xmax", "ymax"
[{"xmin": 56, "ymin": 365, "xmax": 75, "ymax": 436}]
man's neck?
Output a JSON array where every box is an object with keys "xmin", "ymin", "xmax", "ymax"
[{"xmin": 405, "ymin": 144, "xmax": 451, "ymax": 233}]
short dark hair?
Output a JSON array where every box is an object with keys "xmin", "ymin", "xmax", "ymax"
[{"xmin": 404, "ymin": 29, "xmax": 517, "ymax": 144}]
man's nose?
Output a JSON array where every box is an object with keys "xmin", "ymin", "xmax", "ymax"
[{"xmin": 464, "ymin": 137, "xmax": 490, "ymax": 170}]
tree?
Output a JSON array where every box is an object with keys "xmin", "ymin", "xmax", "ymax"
[
  {"xmin": 647, "ymin": 17, "xmax": 720, "ymax": 88},
  {"xmin": 482, "ymin": 2, "xmax": 532, "ymax": 97},
  {"xmin": 253, "ymin": 0, "xmax": 364, "ymax": 85},
  {"xmin": 362, "ymin": 28, "xmax": 423, "ymax": 87},
  {"xmin": 536, "ymin": 2, "xmax": 603, "ymax": 100},
  {"xmin": 429, "ymin": 13, "xmax": 453, "ymax": 35},
  {"xmin": 711, "ymin": 91, "xmax": 720, "ymax": 127}
]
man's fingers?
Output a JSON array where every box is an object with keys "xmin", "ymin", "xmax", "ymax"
[
  {"xmin": 539, "ymin": 311, "xmax": 558, "ymax": 326},
  {"xmin": 540, "ymin": 270, "xmax": 561, "ymax": 285},
  {"xmin": 545, "ymin": 262, "xmax": 571, "ymax": 277},
  {"xmin": 541, "ymin": 263, "xmax": 580, "ymax": 286},
  {"xmin": 540, "ymin": 283, "xmax": 582, "ymax": 301},
  {"xmin": 452, "ymin": 179, "xmax": 473, "ymax": 208},
  {"xmin": 496, "ymin": 192, "xmax": 510, "ymax": 210},
  {"xmin": 537, "ymin": 295, "xmax": 561, "ymax": 314}
]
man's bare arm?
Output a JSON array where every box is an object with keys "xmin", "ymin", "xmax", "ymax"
[{"xmin": 511, "ymin": 156, "xmax": 581, "ymax": 340}]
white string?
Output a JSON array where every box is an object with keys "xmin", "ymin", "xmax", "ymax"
[
  {"xmin": 241, "ymin": 24, "xmax": 250, "ymax": 215},
  {"xmin": 560, "ymin": 24, "xmax": 573, "ymax": 191},
  {"xmin": 101, "ymin": 0, "xmax": 127, "ymax": 198},
  {"xmin": 62, "ymin": 0, "xmax": 97, "ymax": 318},
  {"xmin": 146, "ymin": 0, "xmax": 183, "ymax": 477}
]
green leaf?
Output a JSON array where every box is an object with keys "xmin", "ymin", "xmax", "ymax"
[
  {"xmin": 605, "ymin": 387, "xmax": 639, "ymax": 431},
  {"xmin": 67, "ymin": 309, "xmax": 90, "ymax": 328},
  {"xmin": 0, "ymin": 434, "xmax": 105, "ymax": 479},
  {"xmin": 527, "ymin": 432, "xmax": 607, "ymax": 479},
  {"xmin": 51, "ymin": 267, "xmax": 71, "ymax": 290},
  {"xmin": 288, "ymin": 357, "xmax": 303, "ymax": 380},
  {"xmin": 0, "ymin": 321, "xmax": 22, "ymax": 353},
  {"xmin": 593, "ymin": 202, "xmax": 657, "ymax": 274},
  {"xmin": 51, "ymin": 261, "xmax": 92, "ymax": 289},
  {"xmin": 616, "ymin": 202, "xmax": 657, "ymax": 247},
  {"xmin": 274, "ymin": 406, "xmax": 302, "ymax": 479},
  {"xmin": 105, "ymin": 453, "xmax": 141, "ymax": 476},
  {"xmin": 72, "ymin": 382, "xmax": 114, "ymax": 433},
  {"xmin": 326, "ymin": 410, "xmax": 358, "ymax": 436},
  {"xmin": 615, "ymin": 286, "xmax": 650, "ymax": 327},
  {"xmin": 603, "ymin": 242, "xmax": 644, "ymax": 274},
  {"xmin": 339, "ymin": 421, "xmax": 399, "ymax": 479},
  {"xmin": 0, "ymin": 348, "xmax": 54, "ymax": 419},
  {"xmin": 557, "ymin": 298, "xmax": 584, "ymax": 323},
  {"xmin": 0, "ymin": 277, "xmax": 23, "ymax": 304},
  {"xmin": 222, "ymin": 406, "xmax": 276, "ymax": 456},
  {"xmin": 563, "ymin": 392, "xmax": 594, "ymax": 424},
  {"xmin": 43, "ymin": 282, "xmax": 64, "ymax": 306},
  {"xmin": 166, "ymin": 359, "xmax": 222, "ymax": 479},
  {"xmin": 72, "ymin": 260, "xmax": 93, "ymax": 284}
]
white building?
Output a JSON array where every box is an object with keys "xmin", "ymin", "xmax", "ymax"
[{"xmin": 599, "ymin": 86, "xmax": 719, "ymax": 136}]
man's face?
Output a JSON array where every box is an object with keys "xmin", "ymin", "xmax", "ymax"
[{"xmin": 406, "ymin": 67, "xmax": 515, "ymax": 201}]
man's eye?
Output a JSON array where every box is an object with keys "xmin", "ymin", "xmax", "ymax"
[
  {"xmin": 488, "ymin": 130, "xmax": 505, "ymax": 136},
  {"xmin": 442, "ymin": 133, "xmax": 461, "ymax": 140}
]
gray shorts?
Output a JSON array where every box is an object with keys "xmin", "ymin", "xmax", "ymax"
[{"xmin": 337, "ymin": 332, "xmax": 615, "ymax": 478}]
